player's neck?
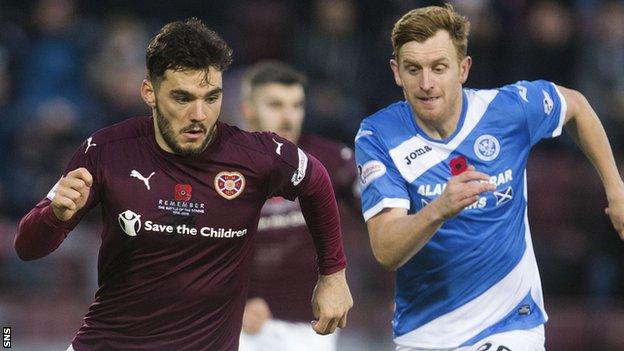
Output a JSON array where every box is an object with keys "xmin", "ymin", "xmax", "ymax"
[{"xmin": 416, "ymin": 107, "xmax": 462, "ymax": 140}]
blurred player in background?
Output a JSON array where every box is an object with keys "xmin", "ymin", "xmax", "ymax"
[
  {"xmin": 14, "ymin": 19, "xmax": 352, "ymax": 351},
  {"xmin": 355, "ymin": 4, "xmax": 624, "ymax": 351},
  {"xmin": 238, "ymin": 61, "xmax": 358, "ymax": 351}
]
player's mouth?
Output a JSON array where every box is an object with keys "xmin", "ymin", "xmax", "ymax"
[
  {"xmin": 181, "ymin": 126, "xmax": 206, "ymax": 141},
  {"xmin": 417, "ymin": 96, "xmax": 440, "ymax": 105}
]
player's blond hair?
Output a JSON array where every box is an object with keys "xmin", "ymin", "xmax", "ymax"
[{"xmin": 391, "ymin": 4, "xmax": 470, "ymax": 60}]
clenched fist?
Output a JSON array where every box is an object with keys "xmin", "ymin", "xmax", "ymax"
[
  {"xmin": 51, "ymin": 167, "xmax": 93, "ymax": 221},
  {"xmin": 311, "ymin": 268, "xmax": 353, "ymax": 335}
]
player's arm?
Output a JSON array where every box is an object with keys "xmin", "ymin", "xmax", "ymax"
[
  {"xmin": 297, "ymin": 155, "xmax": 353, "ymax": 335},
  {"xmin": 558, "ymin": 85, "xmax": 624, "ymax": 238},
  {"xmin": 14, "ymin": 167, "xmax": 94, "ymax": 260},
  {"xmin": 366, "ymin": 167, "xmax": 495, "ymax": 271},
  {"xmin": 265, "ymin": 133, "xmax": 352, "ymax": 335}
]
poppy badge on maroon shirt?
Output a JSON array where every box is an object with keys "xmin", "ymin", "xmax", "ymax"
[{"xmin": 174, "ymin": 184, "xmax": 192, "ymax": 202}]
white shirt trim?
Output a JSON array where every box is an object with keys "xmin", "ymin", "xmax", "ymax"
[{"xmin": 363, "ymin": 198, "xmax": 410, "ymax": 221}]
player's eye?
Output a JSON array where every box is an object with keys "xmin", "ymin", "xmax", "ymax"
[
  {"xmin": 407, "ymin": 66, "xmax": 420, "ymax": 74},
  {"xmin": 433, "ymin": 65, "xmax": 447, "ymax": 73},
  {"xmin": 206, "ymin": 95, "xmax": 220, "ymax": 104},
  {"xmin": 174, "ymin": 96, "xmax": 191, "ymax": 104},
  {"xmin": 268, "ymin": 101, "xmax": 282, "ymax": 108}
]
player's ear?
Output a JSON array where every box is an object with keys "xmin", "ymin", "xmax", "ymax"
[
  {"xmin": 459, "ymin": 56, "xmax": 472, "ymax": 84},
  {"xmin": 141, "ymin": 79, "xmax": 156, "ymax": 108},
  {"xmin": 390, "ymin": 58, "xmax": 403, "ymax": 88},
  {"xmin": 240, "ymin": 99, "xmax": 258, "ymax": 131}
]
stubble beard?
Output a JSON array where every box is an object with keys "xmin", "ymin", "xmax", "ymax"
[{"xmin": 154, "ymin": 102, "xmax": 216, "ymax": 157}]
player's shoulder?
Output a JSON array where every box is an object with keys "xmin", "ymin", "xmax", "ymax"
[
  {"xmin": 356, "ymin": 101, "xmax": 413, "ymax": 151},
  {"xmin": 495, "ymin": 80, "xmax": 557, "ymax": 100},
  {"xmin": 218, "ymin": 122, "xmax": 285, "ymax": 158},
  {"xmin": 357, "ymin": 101, "xmax": 411, "ymax": 142},
  {"xmin": 87, "ymin": 116, "xmax": 152, "ymax": 147},
  {"xmin": 361, "ymin": 100, "xmax": 410, "ymax": 129}
]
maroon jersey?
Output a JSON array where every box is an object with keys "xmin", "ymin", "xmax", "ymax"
[
  {"xmin": 247, "ymin": 134, "xmax": 357, "ymax": 322},
  {"xmin": 14, "ymin": 117, "xmax": 346, "ymax": 351}
]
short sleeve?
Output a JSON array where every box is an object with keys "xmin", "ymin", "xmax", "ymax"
[
  {"xmin": 355, "ymin": 125, "xmax": 410, "ymax": 221},
  {"xmin": 512, "ymin": 80, "xmax": 567, "ymax": 146}
]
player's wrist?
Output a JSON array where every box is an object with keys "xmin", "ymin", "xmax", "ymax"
[
  {"xmin": 319, "ymin": 267, "xmax": 346, "ymax": 281},
  {"xmin": 606, "ymin": 182, "xmax": 624, "ymax": 202},
  {"xmin": 427, "ymin": 199, "xmax": 449, "ymax": 222}
]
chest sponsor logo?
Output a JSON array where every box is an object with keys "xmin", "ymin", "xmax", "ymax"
[
  {"xmin": 85, "ymin": 136, "xmax": 97, "ymax": 153},
  {"xmin": 418, "ymin": 169, "xmax": 513, "ymax": 210},
  {"xmin": 357, "ymin": 160, "xmax": 386, "ymax": 187},
  {"xmin": 175, "ymin": 184, "xmax": 192, "ymax": 202},
  {"xmin": 403, "ymin": 145, "xmax": 433, "ymax": 165},
  {"xmin": 117, "ymin": 210, "xmax": 247, "ymax": 238},
  {"xmin": 474, "ymin": 134, "xmax": 500, "ymax": 161},
  {"xmin": 214, "ymin": 171, "xmax": 245, "ymax": 200},
  {"xmin": 130, "ymin": 170, "xmax": 156, "ymax": 190},
  {"xmin": 118, "ymin": 210, "xmax": 141, "ymax": 236}
]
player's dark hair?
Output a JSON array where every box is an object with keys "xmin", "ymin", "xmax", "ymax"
[
  {"xmin": 241, "ymin": 61, "xmax": 307, "ymax": 100},
  {"xmin": 146, "ymin": 18, "xmax": 233, "ymax": 85},
  {"xmin": 392, "ymin": 4, "xmax": 470, "ymax": 59}
]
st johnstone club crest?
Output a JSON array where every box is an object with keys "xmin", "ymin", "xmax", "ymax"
[{"xmin": 214, "ymin": 171, "xmax": 245, "ymax": 200}]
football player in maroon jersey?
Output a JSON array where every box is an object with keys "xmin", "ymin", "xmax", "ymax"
[
  {"xmin": 15, "ymin": 19, "xmax": 352, "ymax": 351},
  {"xmin": 239, "ymin": 61, "xmax": 359, "ymax": 351}
]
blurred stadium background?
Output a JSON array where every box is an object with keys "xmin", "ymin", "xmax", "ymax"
[{"xmin": 0, "ymin": 0, "xmax": 623, "ymax": 350}]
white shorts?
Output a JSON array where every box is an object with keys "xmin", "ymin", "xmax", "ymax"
[
  {"xmin": 239, "ymin": 319, "xmax": 339, "ymax": 351},
  {"xmin": 396, "ymin": 325, "xmax": 545, "ymax": 351},
  {"xmin": 66, "ymin": 345, "xmax": 74, "ymax": 351}
]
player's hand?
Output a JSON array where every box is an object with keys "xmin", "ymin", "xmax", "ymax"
[
  {"xmin": 430, "ymin": 166, "xmax": 495, "ymax": 220},
  {"xmin": 51, "ymin": 168, "xmax": 93, "ymax": 221},
  {"xmin": 605, "ymin": 196, "xmax": 624, "ymax": 239},
  {"xmin": 311, "ymin": 268, "xmax": 353, "ymax": 335},
  {"xmin": 241, "ymin": 297, "xmax": 272, "ymax": 335}
]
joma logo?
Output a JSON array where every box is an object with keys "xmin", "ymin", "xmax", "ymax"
[{"xmin": 404, "ymin": 145, "xmax": 433, "ymax": 165}]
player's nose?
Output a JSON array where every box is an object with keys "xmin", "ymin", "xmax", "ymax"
[
  {"xmin": 190, "ymin": 101, "xmax": 208, "ymax": 121},
  {"xmin": 419, "ymin": 70, "xmax": 434, "ymax": 91}
]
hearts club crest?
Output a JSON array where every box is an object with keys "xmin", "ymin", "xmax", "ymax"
[{"xmin": 214, "ymin": 171, "xmax": 245, "ymax": 200}]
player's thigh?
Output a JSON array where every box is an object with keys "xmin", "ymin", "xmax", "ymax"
[{"xmin": 465, "ymin": 325, "xmax": 545, "ymax": 351}]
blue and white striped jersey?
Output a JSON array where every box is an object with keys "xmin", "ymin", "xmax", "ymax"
[{"xmin": 355, "ymin": 80, "xmax": 567, "ymax": 348}]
